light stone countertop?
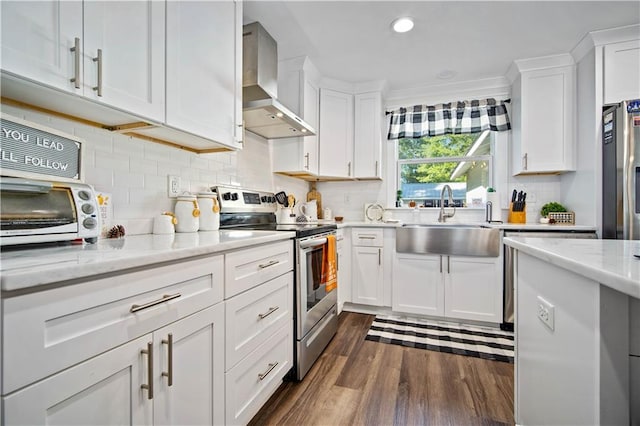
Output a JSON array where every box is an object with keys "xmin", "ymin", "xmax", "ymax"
[
  {"xmin": 0, "ymin": 230, "xmax": 295, "ymax": 292},
  {"xmin": 504, "ymin": 237, "xmax": 640, "ymax": 299},
  {"xmin": 336, "ymin": 221, "xmax": 596, "ymax": 232}
]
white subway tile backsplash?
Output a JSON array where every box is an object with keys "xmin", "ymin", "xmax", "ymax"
[
  {"xmin": 114, "ymin": 171, "xmax": 144, "ymax": 189},
  {"xmin": 84, "ymin": 167, "xmax": 114, "ymax": 189},
  {"xmin": 143, "ymin": 142, "xmax": 173, "ymax": 162},
  {"xmin": 144, "ymin": 174, "xmax": 167, "ymax": 190},
  {"xmin": 113, "ymin": 135, "xmax": 144, "ymax": 158},
  {"xmin": 95, "ymin": 151, "xmax": 130, "ymax": 172}
]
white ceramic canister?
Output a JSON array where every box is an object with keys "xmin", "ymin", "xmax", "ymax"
[
  {"xmin": 174, "ymin": 194, "xmax": 200, "ymax": 232},
  {"xmin": 197, "ymin": 192, "xmax": 220, "ymax": 231}
]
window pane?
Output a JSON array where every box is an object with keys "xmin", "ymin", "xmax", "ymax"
[
  {"xmin": 398, "ymin": 134, "xmax": 481, "ymax": 160},
  {"xmin": 399, "ymin": 160, "xmax": 490, "ymax": 207}
]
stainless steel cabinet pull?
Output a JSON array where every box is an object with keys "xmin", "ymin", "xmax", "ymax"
[
  {"xmin": 304, "ymin": 152, "xmax": 310, "ymax": 170},
  {"xmin": 378, "ymin": 248, "xmax": 381, "ymax": 265},
  {"xmin": 523, "ymin": 153, "xmax": 528, "ymax": 170},
  {"xmin": 130, "ymin": 293, "xmax": 182, "ymax": 313},
  {"xmin": 258, "ymin": 362, "xmax": 278, "ymax": 380},
  {"xmin": 161, "ymin": 333, "xmax": 173, "ymax": 386},
  {"xmin": 258, "ymin": 306, "xmax": 279, "ymax": 319},
  {"xmin": 375, "ymin": 160, "xmax": 379, "ymax": 177},
  {"xmin": 348, "ymin": 161, "xmax": 352, "ymax": 176},
  {"xmin": 447, "ymin": 256, "xmax": 450, "ymax": 274},
  {"xmin": 70, "ymin": 37, "xmax": 80, "ymax": 89},
  {"xmin": 358, "ymin": 235, "xmax": 376, "ymax": 240},
  {"xmin": 141, "ymin": 342, "xmax": 153, "ymax": 399},
  {"xmin": 439, "ymin": 255, "xmax": 443, "ymax": 273},
  {"xmin": 258, "ymin": 259, "xmax": 279, "ymax": 269},
  {"xmin": 92, "ymin": 49, "xmax": 103, "ymax": 97}
]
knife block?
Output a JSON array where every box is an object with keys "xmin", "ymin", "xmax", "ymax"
[{"xmin": 508, "ymin": 203, "xmax": 526, "ymax": 224}]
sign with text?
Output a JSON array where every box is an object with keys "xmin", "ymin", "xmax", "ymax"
[{"xmin": 0, "ymin": 114, "xmax": 82, "ymax": 181}]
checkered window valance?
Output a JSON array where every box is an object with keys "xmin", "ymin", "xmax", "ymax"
[{"xmin": 386, "ymin": 98, "xmax": 511, "ymax": 140}]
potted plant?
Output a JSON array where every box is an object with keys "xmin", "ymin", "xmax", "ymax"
[
  {"xmin": 540, "ymin": 202, "xmax": 567, "ymax": 223},
  {"xmin": 396, "ymin": 190, "xmax": 403, "ymax": 207}
]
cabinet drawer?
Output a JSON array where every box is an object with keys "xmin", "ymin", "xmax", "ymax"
[
  {"xmin": 225, "ymin": 322, "xmax": 292, "ymax": 426},
  {"xmin": 225, "ymin": 272, "xmax": 293, "ymax": 370},
  {"xmin": 352, "ymin": 228, "xmax": 383, "ymax": 247},
  {"xmin": 225, "ymin": 240, "xmax": 293, "ymax": 298},
  {"xmin": 2, "ymin": 255, "xmax": 223, "ymax": 394}
]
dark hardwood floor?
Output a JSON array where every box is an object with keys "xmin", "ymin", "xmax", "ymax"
[{"xmin": 249, "ymin": 312, "xmax": 514, "ymax": 426}]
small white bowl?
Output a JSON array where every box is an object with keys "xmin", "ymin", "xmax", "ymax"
[{"xmin": 539, "ymin": 217, "xmax": 550, "ymax": 224}]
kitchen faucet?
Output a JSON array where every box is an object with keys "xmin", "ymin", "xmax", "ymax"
[{"xmin": 438, "ymin": 184, "xmax": 456, "ymax": 222}]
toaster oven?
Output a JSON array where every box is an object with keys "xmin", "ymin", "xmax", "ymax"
[{"xmin": 0, "ymin": 177, "xmax": 100, "ymax": 246}]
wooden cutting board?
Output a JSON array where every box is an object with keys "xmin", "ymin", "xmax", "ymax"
[{"xmin": 307, "ymin": 183, "xmax": 323, "ymax": 219}]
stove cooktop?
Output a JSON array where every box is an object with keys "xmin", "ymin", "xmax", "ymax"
[{"xmin": 222, "ymin": 222, "xmax": 336, "ymax": 238}]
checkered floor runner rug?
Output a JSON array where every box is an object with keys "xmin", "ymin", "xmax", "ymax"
[{"xmin": 365, "ymin": 315, "xmax": 514, "ymax": 363}]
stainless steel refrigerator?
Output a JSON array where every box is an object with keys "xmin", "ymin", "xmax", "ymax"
[{"xmin": 602, "ymin": 99, "xmax": 640, "ymax": 240}]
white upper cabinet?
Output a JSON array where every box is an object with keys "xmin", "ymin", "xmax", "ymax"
[
  {"xmin": 83, "ymin": 1, "xmax": 165, "ymax": 121},
  {"xmin": 1, "ymin": 1, "xmax": 83, "ymax": 93},
  {"xmin": 1, "ymin": 0, "xmax": 165, "ymax": 122},
  {"xmin": 165, "ymin": 0, "xmax": 241, "ymax": 148},
  {"xmin": 508, "ymin": 55, "xmax": 576, "ymax": 175},
  {"xmin": 319, "ymin": 88, "xmax": 354, "ymax": 178},
  {"xmin": 353, "ymin": 91, "xmax": 383, "ymax": 179},
  {"xmin": 604, "ymin": 39, "xmax": 640, "ymax": 105},
  {"xmin": 273, "ymin": 57, "xmax": 320, "ymax": 176}
]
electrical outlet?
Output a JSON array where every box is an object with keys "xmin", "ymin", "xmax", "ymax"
[
  {"xmin": 537, "ymin": 296, "xmax": 555, "ymax": 331},
  {"xmin": 168, "ymin": 175, "xmax": 181, "ymax": 197}
]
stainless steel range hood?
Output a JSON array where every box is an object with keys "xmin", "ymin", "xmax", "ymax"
[{"xmin": 242, "ymin": 22, "xmax": 316, "ymax": 139}]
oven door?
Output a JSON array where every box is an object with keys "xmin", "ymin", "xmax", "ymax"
[{"xmin": 296, "ymin": 233, "xmax": 337, "ymax": 339}]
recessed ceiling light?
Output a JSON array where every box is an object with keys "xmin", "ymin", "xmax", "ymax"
[
  {"xmin": 392, "ymin": 17, "xmax": 414, "ymax": 33},
  {"xmin": 276, "ymin": 112, "xmax": 284, "ymax": 118}
]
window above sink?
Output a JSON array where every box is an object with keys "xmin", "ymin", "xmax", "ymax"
[{"xmin": 396, "ymin": 130, "xmax": 493, "ymax": 208}]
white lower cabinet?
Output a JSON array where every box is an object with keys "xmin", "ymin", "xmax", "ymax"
[
  {"xmin": 352, "ymin": 246, "xmax": 384, "ymax": 306},
  {"xmin": 3, "ymin": 304, "xmax": 225, "ymax": 426},
  {"xmin": 393, "ymin": 254, "xmax": 444, "ymax": 316},
  {"xmin": 224, "ymin": 242, "xmax": 294, "ymax": 425},
  {"xmin": 153, "ymin": 305, "xmax": 225, "ymax": 426},
  {"xmin": 4, "ymin": 334, "xmax": 152, "ymax": 425},
  {"xmin": 393, "ymin": 253, "xmax": 502, "ymax": 323},
  {"xmin": 225, "ymin": 322, "xmax": 293, "ymax": 425},
  {"xmin": 336, "ymin": 228, "xmax": 352, "ymax": 312}
]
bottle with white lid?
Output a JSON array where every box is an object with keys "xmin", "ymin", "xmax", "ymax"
[
  {"xmin": 174, "ymin": 194, "xmax": 200, "ymax": 232},
  {"xmin": 197, "ymin": 192, "xmax": 220, "ymax": 231}
]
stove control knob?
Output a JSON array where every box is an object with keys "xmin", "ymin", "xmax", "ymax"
[
  {"xmin": 269, "ymin": 196, "xmax": 276, "ymax": 203},
  {"xmin": 261, "ymin": 196, "xmax": 267, "ymax": 202},
  {"xmin": 222, "ymin": 192, "xmax": 231, "ymax": 201},
  {"xmin": 231, "ymin": 193, "xmax": 239, "ymax": 201}
]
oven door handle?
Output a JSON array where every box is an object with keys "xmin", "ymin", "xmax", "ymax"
[
  {"xmin": 299, "ymin": 237, "xmax": 328, "ymax": 249},
  {"xmin": 0, "ymin": 178, "xmax": 53, "ymax": 193}
]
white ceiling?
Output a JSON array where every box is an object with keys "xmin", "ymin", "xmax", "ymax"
[{"xmin": 243, "ymin": 1, "xmax": 640, "ymax": 93}]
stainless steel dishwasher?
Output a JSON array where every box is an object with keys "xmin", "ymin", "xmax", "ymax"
[{"xmin": 501, "ymin": 230, "xmax": 598, "ymax": 331}]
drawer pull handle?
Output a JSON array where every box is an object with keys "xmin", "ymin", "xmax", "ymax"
[
  {"xmin": 130, "ymin": 293, "xmax": 182, "ymax": 313},
  {"xmin": 358, "ymin": 236, "xmax": 376, "ymax": 240},
  {"xmin": 161, "ymin": 333, "xmax": 173, "ymax": 386},
  {"xmin": 258, "ymin": 362, "xmax": 278, "ymax": 381},
  {"xmin": 141, "ymin": 342, "xmax": 154, "ymax": 399},
  {"xmin": 258, "ymin": 259, "xmax": 279, "ymax": 269},
  {"xmin": 258, "ymin": 306, "xmax": 279, "ymax": 319}
]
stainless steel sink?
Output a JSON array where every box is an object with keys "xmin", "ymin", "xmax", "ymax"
[{"xmin": 396, "ymin": 224, "xmax": 500, "ymax": 257}]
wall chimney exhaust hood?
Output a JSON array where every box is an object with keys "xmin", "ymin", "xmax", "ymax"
[{"xmin": 242, "ymin": 22, "xmax": 316, "ymax": 139}]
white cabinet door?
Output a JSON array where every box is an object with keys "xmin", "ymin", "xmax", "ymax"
[
  {"xmin": 351, "ymin": 246, "xmax": 384, "ymax": 306},
  {"xmin": 511, "ymin": 64, "xmax": 575, "ymax": 175},
  {"xmin": 354, "ymin": 92, "xmax": 382, "ymax": 179},
  {"xmin": 83, "ymin": 0, "xmax": 165, "ymax": 121},
  {"xmin": 604, "ymin": 39, "xmax": 640, "ymax": 105},
  {"xmin": 1, "ymin": 1, "xmax": 83, "ymax": 93},
  {"xmin": 444, "ymin": 256, "xmax": 502, "ymax": 322},
  {"xmin": 302, "ymin": 78, "xmax": 320, "ymax": 174},
  {"xmin": 392, "ymin": 253, "xmax": 444, "ymax": 316},
  {"xmin": 3, "ymin": 335, "xmax": 152, "ymax": 426},
  {"xmin": 154, "ymin": 304, "xmax": 225, "ymax": 426},
  {"xmin": 166, "ymin": 0, "xmax": 240, "ymax": 147},
  {"xmin": 319, "ymin": 88, "xmax": 354, "ymax": 178}
]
